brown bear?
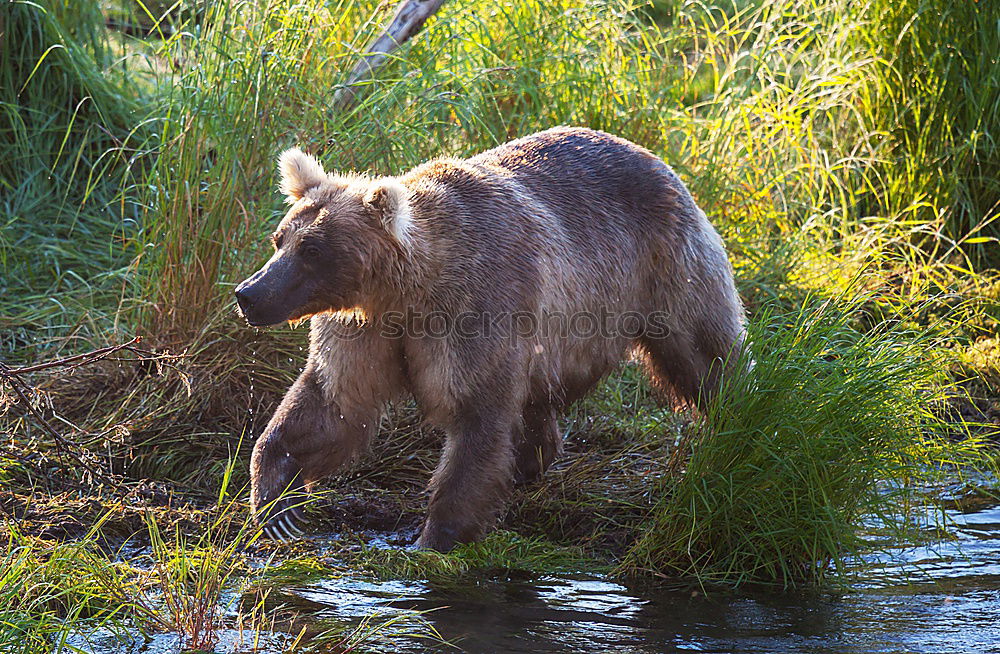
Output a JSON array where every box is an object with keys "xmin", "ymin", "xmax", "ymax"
[{"xmin": 235, "ymin": 127, "xmax": 745, "ymax": 551}]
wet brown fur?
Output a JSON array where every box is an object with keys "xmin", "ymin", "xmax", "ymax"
[{"xmin": 246, "ymin": 127, "xmax": 745, "ymax": 551}]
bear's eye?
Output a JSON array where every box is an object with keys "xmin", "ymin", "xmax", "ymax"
[{"xmin": 301, "ymin": 243, "xmax": 322, "ymax": 260}]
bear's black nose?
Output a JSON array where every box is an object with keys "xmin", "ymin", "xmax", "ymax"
[{"xmin": 234, "ymin": 285, "xmax": 255, "ymax": 314}]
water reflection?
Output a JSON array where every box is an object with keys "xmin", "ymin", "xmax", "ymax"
[
  {"xmin": 65, "ymin": 503, "xmax": 1000, "ymax": 653},
  {"xmin": 283, "ymin": 574, "xmax": 1000, "ymax": 653},
  {"xmin": 281, "ymin": 503, "xmax": 1000, "ymax": 653}
]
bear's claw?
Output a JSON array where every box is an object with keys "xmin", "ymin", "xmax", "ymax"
[
  {"xmin": 273, "ymin": 515, "xmax": 300, "ymax": 541},
  {"xmin": 260, "ymin": 504, "xmax": 306, "ymax": 542}
]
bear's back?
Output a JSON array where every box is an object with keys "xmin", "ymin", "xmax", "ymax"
[
  {"xmin": 398, "ymin": 127, "xmax": 706, "ymax": 317},
  {"xmin": 469, "ymin": 127, "xmax": 693, "ymax": 237}
]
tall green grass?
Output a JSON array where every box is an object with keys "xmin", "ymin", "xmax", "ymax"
[
  {"xmin": 3, "ymin": 0, "xmax": 994, "ymax": 346},
  {"xmin": 142, "ymin": 452, "xmax": 265, "ymax": 651},
  {"xmin": 0, "ymin": 1, "xmax": 144, "ymax": 358},
  {"xmin": 4, "ymin": 0, "xmax": 995, "ymax": 342},
  {"xmin": 620, "ymin": 294, "xmax": 986, "ymax": 585},
  {"xmin": 852, "ymin": 0, "xmax": 1000, "ymax": 263},
  {"xmin": 124, "ymin": 0, "xmax": 383, "ymax": 340},
  {"xmin": 125, "ymin": 0, "xmax": 681, "ymax": 340},
  {"xmin": 1, "ymin": 521, "xmax": 149, "ymax": 653},
  {"xmin": 120, "ymin": 0, "xmax": 999, "ymax": 345},
  {"xmin": 0, "ymin": 461, "xmax": 446, "ymax": 652}
]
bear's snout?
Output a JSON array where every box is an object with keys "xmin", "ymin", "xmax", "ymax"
[
  {"xmin": 234, "ymin": 281, "xmax": 270, "ymax": 325},
  {"xmin": 234, "ymin": 280, "xmax": 278, "ymax": 327},
  {"xmin": 235, "ymin": 254, "xmax": 311, "ymax": 327}
]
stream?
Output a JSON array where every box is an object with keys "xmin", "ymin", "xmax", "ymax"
[
  {"xmin": 70, "ymin": 502, "xmax": 1000, "ymax": 653},
  {"xmin": 280, "ymin": 502, "xmax": 1000, "ymax": 652}
]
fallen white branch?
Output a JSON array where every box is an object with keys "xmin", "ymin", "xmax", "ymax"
[{"xmin": 333, "ymin": 0, "xmax": 448, "ymax": 111}]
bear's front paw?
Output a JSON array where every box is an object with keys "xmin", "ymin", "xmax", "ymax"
[{"xmin": 250, "ymin": 457, "xmax": 309, "ymax": 541}]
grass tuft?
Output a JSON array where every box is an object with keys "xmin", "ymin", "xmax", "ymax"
[{"xmin": 620, "ymin": 294, "xmax": 989, "ymax": 586}]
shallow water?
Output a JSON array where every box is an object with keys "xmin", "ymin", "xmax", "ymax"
[
  {"xmin": 69, "ymin": 503, "xmax": 1000, "ymax": 653},
  {"xmin": 278, "ymin": 504, "xmax": 1000, "ymax": 653}
]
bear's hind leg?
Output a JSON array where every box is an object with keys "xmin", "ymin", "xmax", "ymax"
[
  {"xmin": 637, "ymin": 320, "xmax": 743, "ymax": 410},
  {"xmin": 513, "ymin": 402, "xmax": 562, "ymax": 485}
]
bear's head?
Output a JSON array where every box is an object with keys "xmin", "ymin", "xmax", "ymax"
[{"xmin": 235, "ymin": 148, "xmax": 412, "ymax": 327}]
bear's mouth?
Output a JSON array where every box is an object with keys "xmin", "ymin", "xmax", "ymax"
[
  {"xmin": 235, "ymin": 296, "xmax": 294, "ymax": 328},
  {"xmin": 244, "ymin": 314, "xmax": 287, "ymax": 328}
]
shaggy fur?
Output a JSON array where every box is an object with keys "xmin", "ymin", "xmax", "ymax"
[{"xmin": 238, "ymin": 127, "xmax": 745, "ymax": 550}]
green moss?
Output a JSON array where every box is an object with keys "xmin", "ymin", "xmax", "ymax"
[
  {"xmin": 345, "ymin": 531, "xmax": 607, "ymax": 582},
  {"xmin": 258, "ymin": 556, "xmax": 334, "ymax": 586}
]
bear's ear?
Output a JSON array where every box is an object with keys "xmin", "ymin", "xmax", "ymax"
[
  {"xmin": 363, "ymin": 178, "xmax": 412, "ymax": 247},
  {"xmin": 278, "ymin": 148, "xmax": 327, "ymax": 202}
]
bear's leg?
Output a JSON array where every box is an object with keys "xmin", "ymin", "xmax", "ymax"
[
  {"xmin": 638, "ymin": 322, "xmax": 743, "ymax": 410},
  {"xmin": 417, "ymin": 405, "xmax": 517, "ymax": 552},
  {"xmin": 251, "ymin": 364, "xmax": 379, "ymax": 539},
  {"xmin": 513, "ymin": 402, "xmax": 562, "ymax": 485}
]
